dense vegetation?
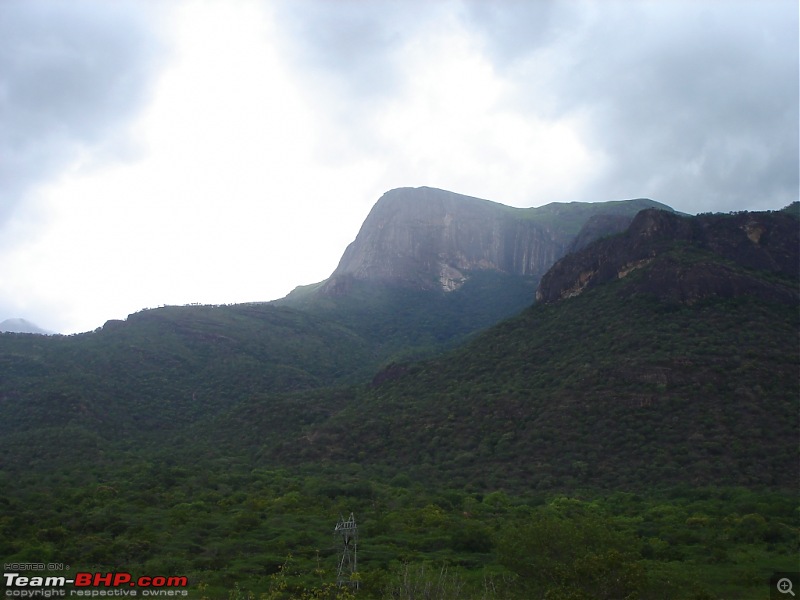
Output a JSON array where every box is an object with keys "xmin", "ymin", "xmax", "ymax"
[
  {"xmin": 278, "ymin": 270, "xmax": 539, "ymax": 362},
  {"xmin": 0, "ymin": 207, "xmax": 797, "ymax": 599},
  {"xmin": 261, "ymin": 278, "xmax": 798, "ymax": 492},
  {"xmin": 3, "ymin": 460, "xmax": 797, "ymax": 598},
  {"xmin": 0, "ymin": 303, "xmax": 374, "ymax": 456},
  {"xmin": 0, "ymin": 272, "xmax": 538, "ymax": 449}
]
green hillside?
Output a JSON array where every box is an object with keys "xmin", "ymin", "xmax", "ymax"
[
  {"xmin": 278, "ymin": 270, "xmax": 539, "ymax": 362},
  {"xmin": 0, "ymin": 302, "xmax": 378, "ymax": 473},
  {"xmin": 216, "ymin": 236, "xmax": 799, "ymax": 493}
]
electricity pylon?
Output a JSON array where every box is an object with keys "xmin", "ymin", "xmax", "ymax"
[{"xmin": 334, "ymin": 512, "xmax": 358, "ymax": 589}]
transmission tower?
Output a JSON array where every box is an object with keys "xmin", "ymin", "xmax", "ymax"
[{"xmin": 334, "ymin": 512, "xmax": 359, "ymax": 589}]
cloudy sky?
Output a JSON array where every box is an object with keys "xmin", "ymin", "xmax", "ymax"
[{"xmin": 1, "ymin": 0, "xmax": 797, "ymax": 334}]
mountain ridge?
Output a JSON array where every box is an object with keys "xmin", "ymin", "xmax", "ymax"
[
  {"xmin": 537, "ymin": 207, "xmax": 799, "ymax": 304},
  {"xmin": 285, "ymin": 186, "xmax": 673, "ymax": 300},
  {"xmin": 1, "ymin": 194, "xmax": 795, "ymax": 482},
  {"xmin": 276, "ymin": 187, "xmax": 676, "ymax": 364}
]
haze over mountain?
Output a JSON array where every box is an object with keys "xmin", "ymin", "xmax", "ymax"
[{"xmin": 0, "ymin": 317, "xmax": 53, "ymax": 335}]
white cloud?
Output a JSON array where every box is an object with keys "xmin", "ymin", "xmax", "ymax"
[{"xmin": 4, "ymin": 0, "xmax": 390, "ymax": 333}]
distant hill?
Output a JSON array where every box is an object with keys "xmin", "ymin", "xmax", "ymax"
[
  {"xmin": 0, "ymin": 318, "xmax": 54, "ymax": 335},
  {"xmin": 2, "ymin": 193, "xmax": 795, "ymax": 494}
]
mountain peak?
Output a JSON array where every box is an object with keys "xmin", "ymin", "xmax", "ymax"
[
  {"xmin": 321, "ymin": 187, "xmax": 545, "ymax": 294},
  {"xmin": 317, "ymin": 187, "xmax": 673, "ymax": 298}
]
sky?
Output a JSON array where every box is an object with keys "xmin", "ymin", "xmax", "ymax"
[{"xmin": 1, "ymin": 0, "xmax": 797, "ymax": 334}]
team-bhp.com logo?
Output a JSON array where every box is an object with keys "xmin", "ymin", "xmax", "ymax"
[{"xmin": 4, "ymin": 571, "xmax": 189, "ymax": 597}]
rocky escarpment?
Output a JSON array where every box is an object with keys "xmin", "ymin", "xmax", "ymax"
[
  {"xmin": 319, "ymin": 187, "xmax": 671, "ymax": 296},
  {"xmin": 322, "ymin": 187, "xmax": 561, "ymax": 294},
  {"xmin": 536, "ymin": 208, "xmax": 800, "ymax": 305}
]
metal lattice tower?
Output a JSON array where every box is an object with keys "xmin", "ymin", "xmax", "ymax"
[{"xmin": 334, "ymin": 512, "xmax": 359, "ymax": 589}]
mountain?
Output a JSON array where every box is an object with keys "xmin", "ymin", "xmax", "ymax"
[
  {"xmin": 322, "ymin": 186, "xmax": 561, "ymax": 294},
  {"xmin": 291, "ymin": 186, "xmax": 672, "ymax": 297},
  {"xmin": 280, "ymin": 187, "xmax": 673, "ymax": 360},
  {"xmin": 0, "ymin": 317, "xmax": 53, "ymax": 334},
  {"xmin": 1, "ymin": 188, "xmax": 676, "ymax": 456},
  {"xmin": 2, "ymin": 195, "xmax": 794, "ymax": 487},
  {"xmin": 213, "ymin": 207, "xmax": 799, "ymax": 492}
]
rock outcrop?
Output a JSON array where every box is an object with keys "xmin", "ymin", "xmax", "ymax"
[
  {"xmin": 318, "ymin": 187, "xmax": 671, "ymax": 296},
  {"xmin": 536, "ymin": 208, "xmax": 800, "ymax": 305},
  {"xmin": 322, "ymin": 187, "xmax": 560, "ymax": 294}
]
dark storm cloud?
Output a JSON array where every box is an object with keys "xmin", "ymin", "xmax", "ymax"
[
  {"xmin": 0, "ymin": 0, "xmax": 166, "ymax": 224},
  {"xmin": 473, "ymin": 0, "xmax": 799, "ymax": 211},
  {"xmin": 558, "ymin": 1, "xmax": 799, "ymax": 212}
]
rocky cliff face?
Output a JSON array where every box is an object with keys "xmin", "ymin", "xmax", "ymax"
[
  {"xmin": 319, "ymin": 187, "xmax": 670, "ymax": 296},
  {"xmin": 322, "ymin": 187, "xmax": 562, "ymax": 294},
  {"xmin": 536, "ymin": 208, "xmax": 800, "ymax": 305}
]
